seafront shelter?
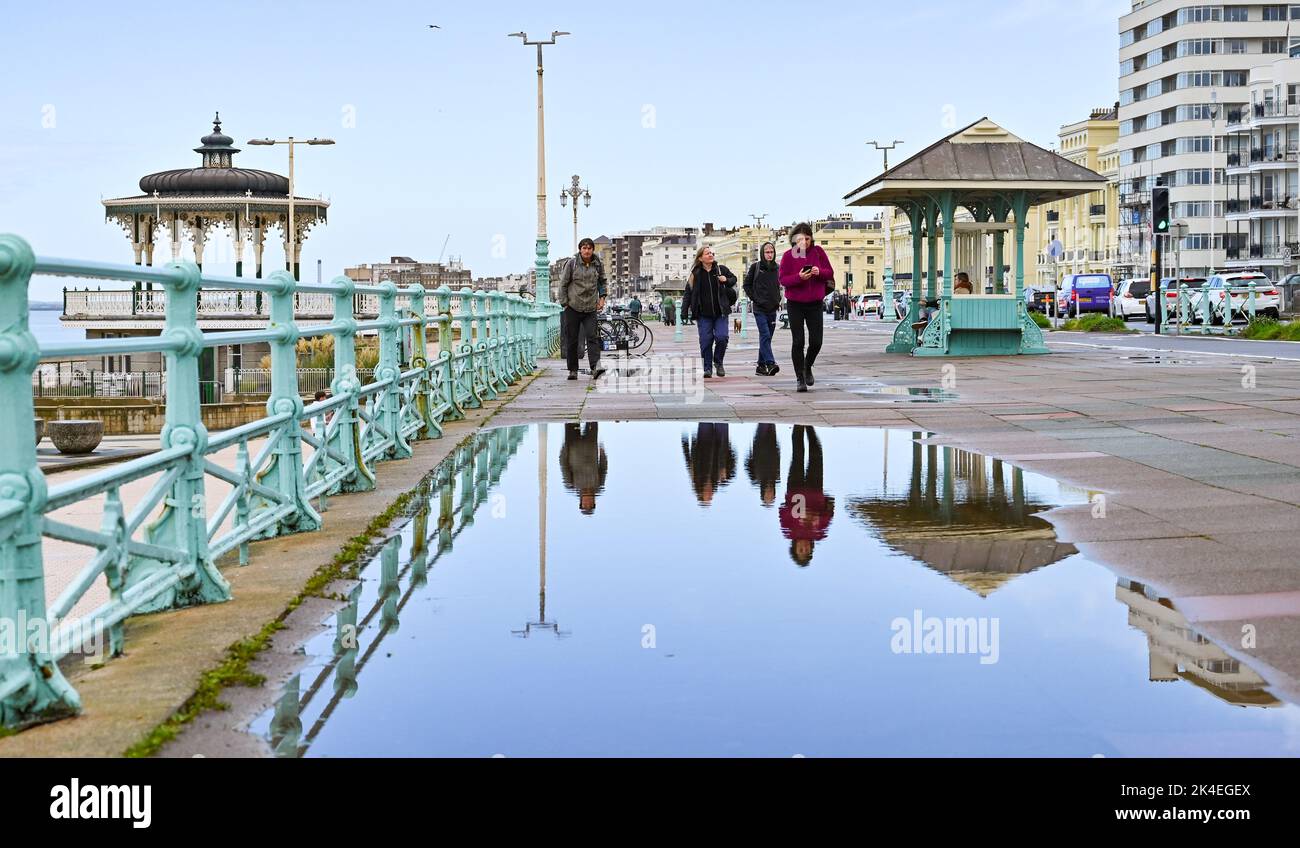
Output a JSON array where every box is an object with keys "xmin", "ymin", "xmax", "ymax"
[{"xmin": 844, "ymin": 118, "xmax": 1107, "ymax": 356}]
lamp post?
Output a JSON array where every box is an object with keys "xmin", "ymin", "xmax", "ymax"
[
  {"xmin": 868, "ymin": 139, "xmax": 905, "ymax": 172},
  {"xmin": 247, "ymin": 136, "xmax": 334, "ymax": 281},
  {"xmin": 510, "ymin": 30, "xmax": 570, "ymax": 304},
  {"xmin": 1209, "ymin": 90, "xmax": 1219, "ymax": 279},
  {"xmin": 559, "ymin": 174, "xmax": 591, "ymax": 255}
]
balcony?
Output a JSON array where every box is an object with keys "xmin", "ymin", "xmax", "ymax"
[{"xmin": 1226, "ymin": 108, "xmax": 1244, "ymax": 126}]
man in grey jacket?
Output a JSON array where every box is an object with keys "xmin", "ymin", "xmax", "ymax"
[{"xmin": 558, "ymin": 237, "xmax": 608, "ymax": 380}]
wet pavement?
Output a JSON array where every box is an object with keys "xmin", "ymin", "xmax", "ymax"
[{"xmin": 252, "ymin": 423, "xmax": 1300, "ymax": 757}]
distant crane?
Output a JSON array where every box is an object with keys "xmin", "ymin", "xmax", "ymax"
[{"xmin": 437, "ymin": 234, "xmax": 450, "ymax": 264}]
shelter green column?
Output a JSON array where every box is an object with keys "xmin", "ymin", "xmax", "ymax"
[
  {"xmin": 926, "ymin": 201, "xmax": 939, "ymax": 302},
  {"xmin": 1012, "ymin": 191, "xmax": 1030, "ymax": 300},
  {"xmin": 940, "ymin": 191, "xmax": 956, "ymax": 299},
  {"xmin": 886, "ymin": 203, "xmax": 925, "ymax": 354}
]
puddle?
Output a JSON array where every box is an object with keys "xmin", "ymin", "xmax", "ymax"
[
  {"xmin": 851, "ymin": 386, "xmax": 958, "ymax": 403},
  {"xmin": 252, "ymin": 423, "xmax": 1299, "ymax": 757}
]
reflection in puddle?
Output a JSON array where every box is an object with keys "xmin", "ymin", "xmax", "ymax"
[
  {"xmin": 253, "ymin": 423, "xmax": 1298, "ymax": 757},
  {"xmin": 852, "ymin": 386, "xmax": 957, "ymax": 403},
  {"xmin": 1118, "ymin": 579, "xmax": 1280, "ymax": 709},
  {"xmin": 851, "ymin": 442, "xmax": 1075, "ymax": 596}
]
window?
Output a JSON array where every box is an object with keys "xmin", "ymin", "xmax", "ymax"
[
  {"xmin": 1224, "ymin": 5, "xmax": 1249, "ymax": 21},
  {"xmin": 1264, "ymin": 38, "xmax": 1286, "ymax": 54},
  {"xmin": 1264, "ymin": 5, "xmax": 1286, "ymax": 21}
]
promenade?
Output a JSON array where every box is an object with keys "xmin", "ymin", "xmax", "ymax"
[{"xmin": 4, "ymin": 317, "xmax": 1300, "ymax": 755}]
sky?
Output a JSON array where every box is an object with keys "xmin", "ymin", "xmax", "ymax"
[{"xmin": 0, "ymin": 0, "xmax": 1128, "ymax": 300}]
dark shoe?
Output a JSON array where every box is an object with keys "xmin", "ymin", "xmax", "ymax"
[
  {"xmin": 755, "ymin": 364, "xmax": 768, "ymax": 376},
  {"xmin": 567, "ymin": 371, "xmax": 578, "ymax": 381},
  {"xmin": 768, "ymin": 363, "xmax": 780, "ymax": 376},
  {"xmin": 804, "ymin": 367, "xmax": 815, "ymax": 386},
  {"xmin": 703, "ymin": 371, "xmax": 713, "ymax": 379},
  {"xmin": 591, "ymin": 367, "xmax": 607, "ymax": 380},
  {"xmin": 796, "ymin": 380, "xmax": 808, "ymax": 393},
  {"xmin": 715, "ymin": 363, "xmax": 726, "ymax": 377}
]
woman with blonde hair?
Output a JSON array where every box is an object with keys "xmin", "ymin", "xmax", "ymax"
[{"xmin": 685, "ymin": 244, "xmax": 738, "ymax": 378}]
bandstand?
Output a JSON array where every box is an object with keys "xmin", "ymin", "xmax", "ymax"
[
  {"xmin": 102, "ymin": 113, "xmax": 328, "ymax": 281},
  {"xmin": 844, "ymin": 118, "xmax": 1106, "ymax": 356}
]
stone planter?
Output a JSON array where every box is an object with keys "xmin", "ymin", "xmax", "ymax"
[
  {"xmin": 47, "ymin": 420, "xmax": 104, "ymax": 455},
  {"xmin": 34, "ymin": 418, "xmax": 45, "ymax": 446}
]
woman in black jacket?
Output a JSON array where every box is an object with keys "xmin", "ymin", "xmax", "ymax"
[
  {"xmin": 686, "ymin": 245, "xmax": 738, "ymax": 378},
  {"xmin": 743, "ymin": 241, "xmax": 782, "ymax": 376}
]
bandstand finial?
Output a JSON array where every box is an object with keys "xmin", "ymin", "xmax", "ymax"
[{"xmin": 213, "ymin": 112, "xmax": 222, "ymax": 132}]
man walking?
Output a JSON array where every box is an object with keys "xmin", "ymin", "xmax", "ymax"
[
  {"xmin": 558, "ymin": 237, "xmax": 608, "ymax": 381},
  {"xmin": 743, "ymin": 241, "xmax": 782, "ymax": 376}
]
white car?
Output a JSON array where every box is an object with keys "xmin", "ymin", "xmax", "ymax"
[
  {"xmin": 1110, "ymin": 278, "xmax": 1151, "ymax": 320},
  {"xmin": 1189, "ymin": 272, "xmax": 1280, "ymax": 324}
]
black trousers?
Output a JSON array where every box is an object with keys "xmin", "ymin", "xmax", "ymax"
[
  {"xmin": 786, "ymin": 300, "xmax": 824, "ymax": 376},
  {"xmin": 563, "ymin": 306, "xmax": 600, "ymax": 373}
]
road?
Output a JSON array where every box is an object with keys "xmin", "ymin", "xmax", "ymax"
[{"xmin": 842, "ymin": 314, "xmax": 1300, "ymax": 360}]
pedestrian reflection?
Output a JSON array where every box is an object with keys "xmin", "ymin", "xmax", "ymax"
[
  {"xmin": 780, "ymin": 425, "xmax": 834, "ymax": 566},
  {"xmin": 560, "ymin": 422, "xmax": 608, "ymax": 514},
  {"xmin": 682, "ymin": 422, "xmax": 736, "ymax": 506},
  {"xmin": 745, "ymin": 422, "xmax": 781, "ymax": 507}
]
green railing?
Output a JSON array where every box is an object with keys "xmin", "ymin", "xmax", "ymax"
[
  {"xmin": 1161, "ymin": 282, "xmax": 1274, "ymax": 335},
  {"xmin": 0, "ymin": 234, "xmax": 560, "ymax": 730}
]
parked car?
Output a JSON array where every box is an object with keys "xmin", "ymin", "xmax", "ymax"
[
  {"xmin": 1190, "ymin": 272, "xmax": 1280, "ymax": 324},
  {"xmin": 1058, "ymin": 273, "xmax": 1113, "ymax": 318},
  {"xmin": 1145, "ymin": 277, "xmax": 1207, "ymax": 323},
  {"xmin": 892, "ymin": 290, "xmax": 911, "ymax": 320},
  {"xmin": 858, "ymin": 293, "xmax": 883, "ymax": 316},
  {"xmin": 1026, "ymin": 285, "xmax": 1058, "ymax": 315},
  {"xmin": 1110, "ymin": 278, "xmax": 1151, "ymax": 321}
]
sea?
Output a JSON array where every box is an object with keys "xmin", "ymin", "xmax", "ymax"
[{"xmin": 28, "ymin": 308, "xmax": 83, "ymax": 348}]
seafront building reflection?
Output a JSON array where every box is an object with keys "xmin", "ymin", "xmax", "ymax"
[{"xmin": 1117, "ymin": 579, "xmax": 1280, "ymax": 709}]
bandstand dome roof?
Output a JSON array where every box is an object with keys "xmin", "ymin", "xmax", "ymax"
[{"xmin": 137, "ymin": 113, "xmax": 290, "ymax": 197}]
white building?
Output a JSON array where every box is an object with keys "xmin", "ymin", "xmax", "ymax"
[
  {"xmin": 1117, "ymin": 1, "xmax": 1294, "ymax": 277},
  {"xmin": 639, "ymin": 235, "xmax": 697, "ymax": 287},
  {"xmin": 1223, "ymin": 53, "xmax": 1300, "ymax": 275}
]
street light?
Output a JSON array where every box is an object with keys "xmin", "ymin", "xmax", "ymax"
[
  {"xmin": 868, "ymin": 139, "xmax": 905, "ymax": 171},
  {"xmin": 247, "ymin": 136, "xmax": 335, "ymax": 281},
  {"xmin": 559, "ymin": 174, "xmax": 591, "ymax": 254},
  {"xmin": 510, "ymin": 30, "xmax": 570, "ymax": 303}
]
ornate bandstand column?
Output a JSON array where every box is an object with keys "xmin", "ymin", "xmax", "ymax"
[{"xmin": 253, "ymin": 223, "xmax": 265, "ymax": 279}]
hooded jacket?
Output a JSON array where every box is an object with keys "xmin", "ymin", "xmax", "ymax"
[{"xmin": 744, "ymin": 242, "xmax": 782, "ymax": 313}]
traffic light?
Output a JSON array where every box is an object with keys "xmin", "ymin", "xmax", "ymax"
[{"xmin": 1152, "ymin": 186, "xmax": 1170, "ymax": 234}]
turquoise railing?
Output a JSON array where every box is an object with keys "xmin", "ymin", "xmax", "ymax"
[{"xmin": 0, "ymin": 234, "xmax": 559, "ymax": 730}]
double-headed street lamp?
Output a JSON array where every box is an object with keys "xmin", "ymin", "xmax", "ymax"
[
  {"xmin": 247, "ymin": 136, "xmax": 335, "ymax": 281},
  {"xmin": 559, "ymin": 174, "xmax": 591, "ymax": 255},
  {"xmin": 510, "ymin": 30, "xmax": 569, "ymax": 303}
]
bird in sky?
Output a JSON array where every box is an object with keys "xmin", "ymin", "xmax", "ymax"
[{"xmin": 428, "ymin": 24, "xmax": 440, "ymax": 29}]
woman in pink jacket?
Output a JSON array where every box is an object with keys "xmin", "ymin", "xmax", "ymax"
[{"xmin": 778, "ymin": 223, "xmax": 834, "ymax": 392}]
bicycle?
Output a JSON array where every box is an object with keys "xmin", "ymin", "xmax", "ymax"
[{"xmin": 597, "ymin": 306, "xmax": 653, "ymax": 356}]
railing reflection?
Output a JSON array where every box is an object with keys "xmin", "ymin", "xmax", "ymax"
[{"xmin": 267, "ymin": 426, "xmax": 526, "ymax": 757}]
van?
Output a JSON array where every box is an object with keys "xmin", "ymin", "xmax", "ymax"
[{"xmin": 1058, "ymin": 273, "xmax": 1113, "ymax": 318}]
